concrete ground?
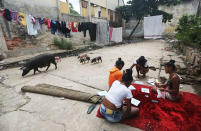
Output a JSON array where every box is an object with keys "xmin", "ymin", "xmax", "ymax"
[{"xmin": 0, "ymin": 40, "xmax": 199, "ymax": 131}]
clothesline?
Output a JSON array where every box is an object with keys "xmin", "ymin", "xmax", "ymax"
[
  {"xmin": 1, "ymin": 8, "xmax": 123, "ymax": 43},
  {"xmin": 0, "ymin": 8, "xmax": 91, "ymax": 23}
]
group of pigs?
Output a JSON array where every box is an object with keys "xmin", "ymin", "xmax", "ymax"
[
  {"xmin": 21, "ymin": 53, "xmax": 102, "ymax": 76},
  {"xmin": 78, "ymin": 54, "xmax": 102, "ymax": 64}
]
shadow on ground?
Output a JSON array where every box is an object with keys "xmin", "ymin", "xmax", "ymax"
[{"xmin": 192, "ymin": 84, "xmax": 201, "ymax": 96}]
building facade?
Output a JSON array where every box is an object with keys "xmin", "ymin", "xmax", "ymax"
[{"xmin": 60, "ymin": 0, "xmax": 124, "ymax": 22}]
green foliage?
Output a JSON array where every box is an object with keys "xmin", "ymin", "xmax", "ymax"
[
  {"xmin": 88, "ymin": 42, "xmax": 97, "ymax": 48},
  {"xmin": 116, "ymin": 0, "xmax": 181, "ymax": 22},
  {"xmin": 176, "ymin": 15, "xmax": 201, "ymax": 48},
  {"xmin": 54, "ymin": 37, "xmax": 73, "ymax": 50},
  {"xmin": 69, "ymin": 3, "xmax": 80, "ymax": 16}
]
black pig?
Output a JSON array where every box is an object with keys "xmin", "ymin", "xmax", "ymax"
[{"xmin": 21, "ymin": 54, "xmax": 57, "ymax": 76}]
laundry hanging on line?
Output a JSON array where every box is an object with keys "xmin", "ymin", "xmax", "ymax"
[
  {"xmin": 72, "ymin": 22, "xmax": 79, "ymax": 32},
  {"xmin": 96, "ymin": 21, "xmax": 110, "ymax": 43},
  {"xmin": 109, "ymin": 27, "xmax": 122, "ymax": 43},
  {"xmin": 1, "ymin": 8, "xmax": 110, "ymax": 42},
  {"xmin": 3, "ymin": 8, "xmax": 12, "ymax": 21},
  {"xmin": 26, "ymin": 14, "xmax": 38, "ymax": 36},
  {"xmin": 33, "ymin": 18, "xmax": 42, "ymax": 31},
  {"xmin": 78, "ymin": 22, "xmax": 97, "ymax": 41},
  {"xmin": 17, "ymin": 12, "xmax": 27, "ymax": 26},
  {"xmin": 144, "ymin": 15, "xmax": 163, "ymax": 39},
  {"xmin": 10, "ymin": 11, "xmax": 18, "ymax": 23}
]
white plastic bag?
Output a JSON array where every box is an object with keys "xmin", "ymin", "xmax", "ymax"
[{"xmin": 157, "ymin": 89, "xmax": 166, "ymax": 99}]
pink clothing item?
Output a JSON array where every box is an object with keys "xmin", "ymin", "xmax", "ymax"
[
  {"xmin": 109, "ymin": 27, "xmax": 113, "ymax": 41},
  {"xmin": 66, "ymin": 22, "xmax": 72, "ymax": 30},
  {"xmin": 47, "ymin": 19, "xmax": 51, "ymax": 29},
  {"xmin": 30, "ymin": 15, "xmax": 36, "ymax": 24},
  {"xmin": 11, "ymin": 11, "xmax": 19, "ymax": 23}
]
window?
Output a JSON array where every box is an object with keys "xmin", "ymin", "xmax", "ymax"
[
  {"xmin": 110, "ymin": 11, "xmax": 113, "ymax": 21},
  {"xmin": 98, "ymin": 11, "xmax": 101, "ymax": 18},
  {"xmin": 0, "ymin": 0, "xmax": 3, "ymax": 7}
]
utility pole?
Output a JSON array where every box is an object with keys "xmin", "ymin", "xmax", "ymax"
[
  {"xmin": 66, "ymin": 0, "xmax": 70, "ymax": 14},
  {"xmin": 88, "ymin": 0, "xmax": 91, "ymax": 21},
  {"xmin": 80, "ymin": 0, "xmax": 82, "ymax": 16},
  {"xmin": 118, "ymin": 0, "xmax": 119, "ymax": 7},
  {"xmin": 106, "ymin": 0, "xmax": 108, "ymax": 20},
  {"xmin": 56, "ymin": 0, "xmax": 60, "ymax": 20},
  {"xmin": 0, "ymin": 0, "xmax": 3, "ymax": 7}
]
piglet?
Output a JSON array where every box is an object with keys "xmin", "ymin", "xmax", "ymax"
[{"xmin": 20, "ymin": 54, "xmax": 57, "ymax": 76}]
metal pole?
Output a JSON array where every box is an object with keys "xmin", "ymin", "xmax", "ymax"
[
  {"xmin": 66, "ymin": 0, "xmax": 70, "ymax": 14},
  {"xmin": 106, "ymin": 0, "xmax": 108, "ymax": 20},
  {"xmin": 0, "ymin": 0, "xmax": 4, "ymax": 7},
  {"xmin": 56, "ymin": 0, "xmax": 60, "ymax": 20},
  {"xmin": 88, "ymin": 0, "xmax": 91, "ymax": 21}
]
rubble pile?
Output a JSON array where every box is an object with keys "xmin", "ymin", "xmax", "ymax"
[{"xmin": 176, "ymin": 65, "xmax": 201, "ymax": 85}]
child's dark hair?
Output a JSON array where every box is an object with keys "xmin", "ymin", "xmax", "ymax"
[
  {"xmin": 165, "ymin": 60, "xmax": 176, "ymax": 71},
  {"xmin": 137, "ymin": 56, "xmax": 147, "ymax": 66},
  {"xmin": 122, "ymin": 69, "xmax": 133, "ymax": 82},
  {"xmin": 115, "ymin": 58, "xmax": 124, "ymax": 67}
]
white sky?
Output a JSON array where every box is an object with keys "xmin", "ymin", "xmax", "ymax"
[
  {"xmin": 60, "ymin": 0, "xmax": 80, "ymax": 14},
  {"xmin": 124, "ymin": 0, "xmax": 130, "ymax": 5}
]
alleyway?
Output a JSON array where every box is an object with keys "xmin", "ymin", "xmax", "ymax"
[{"xmin": 0, "ymin": 40, "xmax": 198, "ymax": 131}]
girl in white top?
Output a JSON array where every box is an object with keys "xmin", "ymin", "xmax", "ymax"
[{"xmin": 100, "ymin": 69, "xmax": 139, "ymax": 123}]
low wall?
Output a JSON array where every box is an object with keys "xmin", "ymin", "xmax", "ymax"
[
  {"xmin": 180, "ymin": 45, "xmax": 201, "ymax": 66},
  {"xmin": 124, "ymin": 1, "xmax": 196, "ymax": 38}
]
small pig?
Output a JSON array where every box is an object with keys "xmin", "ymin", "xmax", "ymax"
[
  {"xmin": 78, "ymin": 54, "xmax": 88, "ymax": 59},
  {"xmin": 21, "ymin": 54, "xmax": 57, "ymax": 76},
  {"xmin": 55, "ymin": 56, "xmax": 61, "ymax": 63},
  {"xmin": 80, "ymin": 56, "xmax": 90, "ymax": 64},
  {"xmin": 91, "ymin": 56, "xmax": 102, "ymax": 64}
]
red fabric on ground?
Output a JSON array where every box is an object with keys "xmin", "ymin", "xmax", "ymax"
[{"xmin": 97, "ymin": 84, "xmax": 201, "ymax": 131}]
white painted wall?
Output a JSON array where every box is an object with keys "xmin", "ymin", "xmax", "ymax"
[
  {"xmin": 124, "ymin": 1, "xmax": 196, "ymax": 38},
  {"xmin": 159, "ymin": 1, "xmax": 194, "ymax": 35},
  {"xmin": 85, "ymin": 0, "xmax": 124, "ymax": 11},
  {"xmin": 85, "ymin": 0, "xmax": 107, "ymax": 8},
  {"xmin": 4, "ymin": 0, "xmax": 58, "ymax": 19}
]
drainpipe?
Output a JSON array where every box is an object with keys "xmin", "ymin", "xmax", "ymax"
[{"xmin": 88, "ymin": 0, "xmax": 91, "ymax": 22}]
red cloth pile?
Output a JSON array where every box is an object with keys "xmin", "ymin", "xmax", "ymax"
[{"xmin": 97, "ymin": 84, "xmax": 201, "ymax": 131}]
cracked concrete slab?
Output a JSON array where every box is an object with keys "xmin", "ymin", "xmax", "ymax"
[
  {"xmin": 0, "ymin": 111, "xmax": 64, "ymax": 131},
  {"xmin": 0, "ymin": 84, "xmax": 30, "ymax": 116}
]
